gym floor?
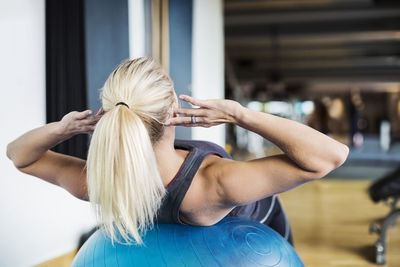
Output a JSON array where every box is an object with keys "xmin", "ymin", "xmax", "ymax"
[
  {"xmin": 281, "ymin": 179, "xmax": 400, "ymax": 267},
  {"xmin": 36, "ymin": 179, "xmax": 400, "ymax": 267}
]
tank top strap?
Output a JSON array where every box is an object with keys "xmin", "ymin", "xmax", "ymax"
[{"xmin": 156, "ymin": 140, "xmax": 230, "ymax": 224}]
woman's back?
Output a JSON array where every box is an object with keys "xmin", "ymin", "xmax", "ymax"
[{"xmin": 158, "ymin": 139, "xmax": 293, "ymax": 243}]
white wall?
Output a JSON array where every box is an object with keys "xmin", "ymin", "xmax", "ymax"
[
  {"xmin": 128, "ymin": 0, "xmax": 146, "ymax": 59},
  {"xmin": 0, "ymin": 1, "xmax": 95, "ymax": 266},
  {"xmin": 192, "ymin": 0, "xmax": 225, "ymax": 146}
]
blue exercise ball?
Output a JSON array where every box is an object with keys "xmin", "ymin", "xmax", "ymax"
[{"xmin": 72, "ymin": 217, "xmax": 304, "ymax": 267}]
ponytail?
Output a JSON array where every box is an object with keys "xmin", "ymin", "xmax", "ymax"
[{"xmin": 87, "ymin": 105, "xmax": 166, "ymax": 244}]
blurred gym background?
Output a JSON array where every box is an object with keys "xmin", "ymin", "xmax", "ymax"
[
  {"xmin": 225, "ymin": 0, "xmax": 400, "ymax": 181},
  {"xmin": 1, "ymin": 0, "xmax": 399, "ymax": 266}
]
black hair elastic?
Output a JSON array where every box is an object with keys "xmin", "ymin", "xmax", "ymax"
[{"xmin": 115, "ymin": 102, "xmax": 130, "ymax": 108}]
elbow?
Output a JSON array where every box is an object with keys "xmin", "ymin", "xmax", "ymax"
[
  {"xmin": 6, "ymin": 143, "xmax": 18, "ymax": 167},
  {"xmin": 333, "ymin": 143, "xmax": 349, "ymax": 169},
  {"xmin": 314, "ymin": 143, "xmax": 349, "ymax": 180},
  {"xmin": 6, "ymin": 142, "xmax": 27, "ymax": 169},
  {"xmin": 6, "ymin": 142, "xmax": 13, "ymax": 161},
  {"xmin": 341, "ymin": 144, "xmax": 350, "ymax": 164}
]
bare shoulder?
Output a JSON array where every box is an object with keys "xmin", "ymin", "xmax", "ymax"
[
  {"xmin": 196, "ymin": 153, "xmax": 321, "ymax": 208},
  {"xmin": 179, "ymin": 155, "xmax": 235, "ymax": 226}
]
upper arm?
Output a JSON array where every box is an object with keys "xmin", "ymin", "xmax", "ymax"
[
  {"xmin": 210, "ymin": 155, "xmax": 324, "ymax": 207},
  {"xmin": 17, "ymin": 150, "xmax": 89, "ymax": 200}
]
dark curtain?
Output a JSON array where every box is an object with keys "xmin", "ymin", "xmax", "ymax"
[{"xmin": 46, "ymin": 0, "xmax": 88, "ymax": 159}]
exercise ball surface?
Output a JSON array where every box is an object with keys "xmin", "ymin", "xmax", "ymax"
[{"xmin": 72, "ymin": 217, "xmax": 304, "ymax": 267}]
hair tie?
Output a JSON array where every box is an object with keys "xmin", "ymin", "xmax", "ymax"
[{"xmin": 116, "ymin": 102, "xmax": 130, "ymax": 108}]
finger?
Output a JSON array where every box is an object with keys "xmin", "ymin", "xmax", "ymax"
[
  {"xmin": 82, "ymin": 125, "xmax": 96, "ymax": 133},
  {"xmin": 82, "ymin": 116, "xmax": 102, "ymax": 125},
  {"xmin": 167, "ymin": 116, "xmax": 192, "ymax": 125},
  {"xmin": 96, "ymin": 107, "xmax": 104, "ymax": 116},
  {"xmin": 75, "ymin": 110, "xmax": 93, "ymax": 120},
  {"xmin": 167, "ymin": 120, "xmax": 210, "ymax": 128},
  {"xmin": 168, "ymin": 116, "xmax": 206, "ymax": 125},
  {"xmin": 174, "ymin": 107, "xmax": 207, "ymax": 117},
  {"xmin": 92, "ymin": 113, "xmax": 103, "ymax": 122},
  {"xmin": 179, "ymin": 95, "xmax": 208, "ymax": 107},
  {"xmin": 87, "ymin": 118, "xmax": 99, "ymax": 125}
]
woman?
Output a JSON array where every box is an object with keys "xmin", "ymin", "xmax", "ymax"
[{"xmin": 7, "ymin": 57, "xmax": 349, "ymax": 245}]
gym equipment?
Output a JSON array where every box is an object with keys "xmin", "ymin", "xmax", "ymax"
[
  {"xmin": 72, "ymin": 217, "xmax": 304, "ymax": 267},
  {"xmin": 369, "ymin": 167, "xmax": 400, "ymax": 265}
]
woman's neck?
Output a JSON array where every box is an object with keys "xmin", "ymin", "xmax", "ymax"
[{"xmin": 153, "ymin": 129, "xmax": 189, "ymax": 187}]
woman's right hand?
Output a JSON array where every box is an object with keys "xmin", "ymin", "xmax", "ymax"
[
  {"xmin": 58, "ymin": 108, "xmax": 103, "ymax": 138},
  {"xmin": 167, "ymin": 95, "xmax": 244, "ymax": 128}
]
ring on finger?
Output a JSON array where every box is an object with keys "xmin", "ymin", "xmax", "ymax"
[{"xmin": 191, "ymin": 115, "xmax": 197, "ymax": 124}]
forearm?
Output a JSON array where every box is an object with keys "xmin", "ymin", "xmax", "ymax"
[
  {"xmin": 234, "ymin": 106, "xmax": 349, "ymax": 174},
  {"xmin": 6, "ymin": 122, "xmax": 70, "ymax": 168},
  {"xmin": 171, "ymin": 95, "xmax": 348, "ymax": 175}
]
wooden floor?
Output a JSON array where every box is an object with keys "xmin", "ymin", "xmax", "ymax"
[
  {"xmin": 35, "ymin": 250, "xmax": 76, "ymax": 267},
  {"xmin": 280, "ymin": 179, "xmax": 400, "ymax": 267},
  {"xmin": 36, "ymin": 179, "xmax": 400, "ymax": 267}
]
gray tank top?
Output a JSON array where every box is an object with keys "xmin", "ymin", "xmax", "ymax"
[{"xmin": 156, "ymin": 139, "xmax": 275, "ymax": 224}]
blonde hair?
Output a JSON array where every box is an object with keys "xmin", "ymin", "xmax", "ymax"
[{"xmin": 87, "ymin": 57, "xmax": 175, "ymax": 244}]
